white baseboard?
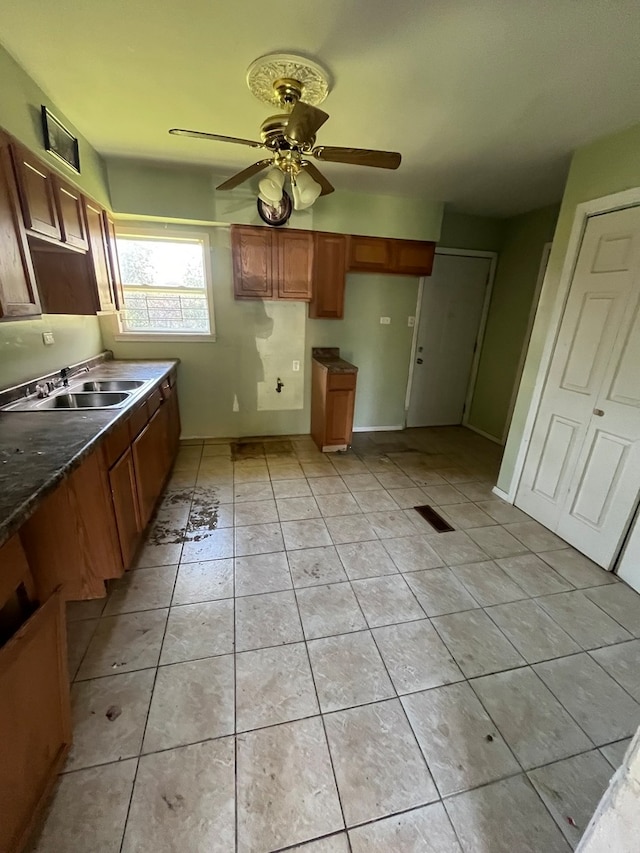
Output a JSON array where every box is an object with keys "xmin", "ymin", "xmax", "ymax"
[
  {"xmin": 464, "ymin": 422, "xmax": 504, "ymax": 445},
  {"xmin": 492, "ymin": 486, "xmax": 513, "ymax": 503},
  {"xmin": 352, "ymin": 425, "xmax": 405, "ymax": 433}
]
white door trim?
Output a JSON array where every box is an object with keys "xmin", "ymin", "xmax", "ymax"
[
  {"xmin": 502, "ymin": 185, "xmax": 640, "ymax": 504},
  {"xmin": 404, "ymin": 276, "xmax": 425, "ymax": 417},
  {"xmin": 404, "ymin": 247, "xmax": 498, "ymax": 427},
  {"xmin": 501, "ymin": 241, "xmax": 552, "ymax": 444}
]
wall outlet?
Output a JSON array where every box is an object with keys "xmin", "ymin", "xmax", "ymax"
[
  {"xmin": 380, "ymin": 317, "xmax": 391, "ymax": 325},
  {"xmin": 42, "ymin": 331, "xmax": 55, "ymax": 346},
  {"xmin": 408, "ymin": 316, "xmax": 416, "ymax": 327},
  {"xmin": 292, "ymin": 360, "xmax": 300, "ymax": 372}
]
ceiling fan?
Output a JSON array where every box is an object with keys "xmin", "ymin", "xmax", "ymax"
[{"xmin": 169, "ymin": 53, "xmax": 401, "ymax": 210}]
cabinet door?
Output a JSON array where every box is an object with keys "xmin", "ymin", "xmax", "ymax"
[
  {"xmin": 348, "ymin": 235, "xmax": 393, "ymax": 272},
  {"xmin": 20, "ymin": 447, "xmax": 123, "ymax": 601},
  {"xmin": 103, "ymin": 211, "xmax": 124, "ymax": 309},
  {"xmin": 10, "ymin": 144, "xmax": 61, "ymax": 240},
  {"xmin": 109, "ymin": 448, "xmax": 142, "ymax": 569},
  {"xmin": 132, "ymin": 404, "xmax": 171, "ymax": 527},
  {"xmin": 54, "ymin": 178, "xmax": 88, "ymax": 250},
  {"xmin": 325, "ymin": 388, "xmax": 356, "ymax": 446},
  {"xmin": 165, "ymin": 381, "xmax": 181, "ymax": 457},
  {"xmin": 309, "ymin": 232, "xmax": 347, "ymax": 318},
  {"xmin": 0, "ymin": 590, "xmax": 71, "ymax": 853},
  {"xmin": 274, "ymin": 229, "xmax": 313, "ymax": 300},
  {"xmin": 231, "ymin": 225, "xmax": 273, "ymax": 299},
  {"xmin": 391, "ymin": 239, "xmax": 435, "ymax": 276},
  {"xmin": 85, "ymin": 200, "xmax": 116, "ymax": 310},
  {"xmin": 0, "ymin": 141, "xmax": 41, "ymax": 318}
]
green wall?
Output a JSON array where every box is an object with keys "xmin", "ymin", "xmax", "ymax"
[
  {"xmin": 106, "ymin": 158, "xmax": 443, "ymax": 240},
  {"xmin": 439, "ymin": 209, "xmax": 506, "ymax": 252},
  {"xmin": 0, "ymin": 315, "xmax": 103, "ymax": 389},
  {"xmin": 103, "ymin": 162, "xmax": 443, "ymax": 437},
  {"xmin": 0, "ymin": 44, "xmax": 110, "ymax": 205},
  {"xmin": 309, "ymin": 275, "xmax": 419, "ymax": 429},
  {"xmin": 468, "ymin": 204, "xmax": 559, "ymax": 441},
  {"xmin": 0, "ymin": 44, "xmax": 109, "ymax": 392},
  {"xmin": 499, "ymin": 121, "xmax": 640, "ymax": 491}
]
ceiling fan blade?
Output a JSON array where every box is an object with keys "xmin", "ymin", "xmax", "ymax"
[
  {"xmin": 301, "ymin": 161, "xmax": 334, "ymax": 196},
  {"xmin": 313, "ymin": 146, "xmax": 401, "ymax": 170},
  {"xmin": 285, "ymin": 101, "xmax": 329, "ymax": 145},
  {"xmin": 169, "ymin": 128, "xmax": 264, "ymax": 149},
  {"xmin": 216, "ymin": 159, "xmax": 272, "ymax": 191}
]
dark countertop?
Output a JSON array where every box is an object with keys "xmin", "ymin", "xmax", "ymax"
[
  {"xmin": 312, "ymin": 347, "xmax": 358, "ymax": 374},
  {"xmin": 0, "ymin": 360, "xmax": 178, "ymax": 549}
]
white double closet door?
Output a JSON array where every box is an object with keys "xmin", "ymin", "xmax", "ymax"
[{"xmin": 516, "ymin": 205, "xmax": 640, "ymax": 569}]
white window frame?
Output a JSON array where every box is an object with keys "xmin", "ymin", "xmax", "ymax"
[{"xmin": 113, "ymin": 225, "xmax": 216, "ymax": 342}]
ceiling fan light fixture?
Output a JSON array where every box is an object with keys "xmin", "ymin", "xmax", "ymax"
[
  {"xmin": 292, "ymin": 168, "xmax": 322, "ymax": 210},
  {"xmin": 258, "ymin": 167, "xmax": 285, "ymax": 204}
]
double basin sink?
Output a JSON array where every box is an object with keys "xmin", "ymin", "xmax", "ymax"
[{"xmin": 3, "ymin": 379, "xmax": 150, "ymax": 412}]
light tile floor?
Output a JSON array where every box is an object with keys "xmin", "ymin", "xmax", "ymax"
[{"xmin": 37, "ymin": 427, "xmax": 640, "ymax": 852}]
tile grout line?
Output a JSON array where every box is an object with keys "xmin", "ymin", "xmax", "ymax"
[
  {"xmin": 116, "ymin": 467, "xmax": 192, "ymax": 853},
  {"xmin": 286, "ymin": 551, "xmax": 353, "ymax": 851}
]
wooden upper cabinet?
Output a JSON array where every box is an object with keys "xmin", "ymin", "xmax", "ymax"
[
  {"xmin": 54, "ymin": 177, "xmax": 88, "ymax": 251},
  {"xmin": 392, "ymin": 239, "xmax": 435, "ymax": 276},
  {"xmin": 348, "ymin": 234, "xmax": 393, "ymax": 272},
  {"xmin": 274, "ymin": 228, "xmax": 313, "ymax": 300},
  {"xmin": 10, "ymin": 143, "xmax": 61, "ymax": 241},
  {"xmin": 85, "ymin": 199, "xmax": 117, "ymax": 310},
  {"xmin": 348, "ymin": 233, "xmax": 435, "ymax": 276},
  {"xmin": 232, "ymin": 224, "xmax": 273, "ymax": 299},
  {"xmin": 104, "ymin": 211, "xmax": 124, "ymax": 309},
  {"xmin": 309, "ymin": 232, "xmax": 347, "ymax": 319},
  {"xmin": 0, "ymin": 139, "xmax": 41, "ymax": 319}
]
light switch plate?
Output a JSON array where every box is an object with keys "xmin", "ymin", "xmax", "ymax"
[
  {"xmin": 42, "ymin": 331, "xmax": 55, "ymax": 346},
  {"xmin": 292, "ymin": 360, "xmax": 300, "ymax": 372},
  {"xmin": 380, "ymin": 317, "xmax": 391, "ymax": 325},
  {"xmin": 408, "ymin": 316, "xmax": 416, "ymax": 327}
]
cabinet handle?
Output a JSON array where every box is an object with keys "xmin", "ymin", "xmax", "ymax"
[{"xmin": 593, "ymin": 408, "xmax": 605, "ymax": 417}]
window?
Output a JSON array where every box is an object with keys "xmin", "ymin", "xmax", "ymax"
[{"xmin": 115, "ymin": 228, "xmax": 214, "ymax": 338}]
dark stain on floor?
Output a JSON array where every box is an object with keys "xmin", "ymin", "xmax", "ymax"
[
  {"xmin": 145, "ymin": 485, "xmax": 222, "ymax": 545},
  {"xmin": 230, "ymin": 439, "xmax": 294, "ymax": 461}
]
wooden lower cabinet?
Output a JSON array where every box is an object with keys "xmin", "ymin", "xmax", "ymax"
[
  {"xmin": 311, "ymin": 359, "xmax": 358, "ymax": 452},
  {"xmin": 20, "ymin": 447, "xmax": 124, "ymax": 601},
  {"xmin": 133, "ymin": 406, "xmax": 168, "ymax": 528},
  {"xmin": 109, "ymin": 448, "xmax": 142, "ymax": 568},
  {"xmin": 0, "ymin": 586, "xmax": 71, "ymax": 853}
]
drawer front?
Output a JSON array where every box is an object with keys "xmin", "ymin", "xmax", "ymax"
[
  {"xmin": 327, "ymin": 372, "xmax": 357, "ymax": 391},
  {"xmin": 146, "ymin": 387, "xmax": 163, "ymax": 417},
  {"xmin": 102, "ymin": 417, "xmax": 131, "ymax": 468},
  {"xmin": 128, "ymin": 401, "xmax": 149, "ymax": 442}
]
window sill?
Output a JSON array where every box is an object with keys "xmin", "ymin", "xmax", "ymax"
[{"xmin": 113, "ymin": 333, "xmax": 217, "ymax": 343}]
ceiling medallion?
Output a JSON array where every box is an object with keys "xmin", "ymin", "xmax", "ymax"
[{"xmin": 246, "ymin": 53, "xmax": 331, "ymax": 108}]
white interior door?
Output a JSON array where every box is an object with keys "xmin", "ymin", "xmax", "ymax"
[
  {"xmin": 407, "ymin": 253, "xmax": 491, "ymax": 427},
  {"xmin": 516, "ymin": 206, "xmax": 640, "ymax": 568}
]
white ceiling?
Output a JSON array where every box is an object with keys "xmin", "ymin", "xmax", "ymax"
[{"xmin": 2, "ymin": 0, "xmax": 640, "ymax": 216}]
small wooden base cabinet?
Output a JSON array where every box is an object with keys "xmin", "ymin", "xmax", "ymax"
[
  {"xmin": 0, "ymin": 536, "xmax": 71, "ymax": 853},
  {"xmin": 311, "ymin": 348, "xmax": 358, "ymax": 452}
]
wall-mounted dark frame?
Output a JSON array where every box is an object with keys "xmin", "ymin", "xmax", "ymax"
[{"xmin": 41, "ymin": 105, "xmax": 80, "ymax": 174}]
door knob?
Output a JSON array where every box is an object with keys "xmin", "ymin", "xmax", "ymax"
[
  {"xmin": 416, "ymin": 358, "xmax": 423, "ymax": 364},
  {"xmin": 593, "ymin": 408, "xmax": 605, "ymax": 416}
]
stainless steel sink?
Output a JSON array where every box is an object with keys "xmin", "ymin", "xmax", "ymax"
[
  {"xmin": 76, "ymin": 380, "xmax": 145, "ymax": 392},
  {"xmin": 37, "ymin": 392, "xmax": 129, "ymax": 409}
]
